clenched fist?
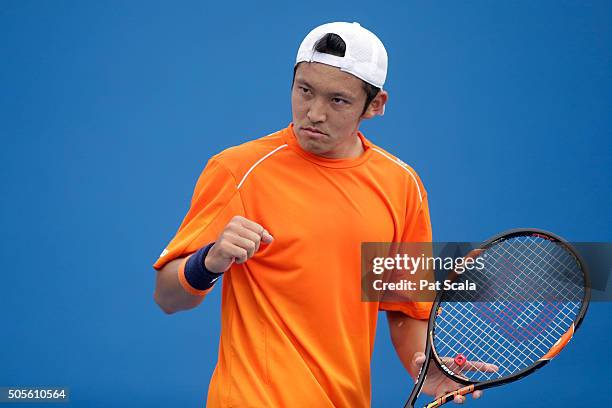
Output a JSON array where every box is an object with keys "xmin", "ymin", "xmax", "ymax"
[{"xmin": 204, "ymin": 216, "xmax": 274, "ymax": 273}]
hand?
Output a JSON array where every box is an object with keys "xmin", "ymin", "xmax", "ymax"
[
  {"xmin": 412, "ymin": 352, "xmax": 498, "ymax": 404},
  {"xmin": 205, "ymin": 216, "xmax": 274, "ymax": 273}
]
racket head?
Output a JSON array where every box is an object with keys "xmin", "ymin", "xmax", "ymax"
[{"xmin": 404, "ymin": 228, "xmax": 590, "ymax": 407}]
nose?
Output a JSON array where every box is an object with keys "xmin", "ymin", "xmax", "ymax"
[{"xmin": 307, "ymin": 98, "xmax": 326, "ymax": 123}]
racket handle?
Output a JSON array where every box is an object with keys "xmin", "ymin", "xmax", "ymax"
[{"xmin": 424, "ymin": 385, "xmax": 474, "ymax": 408}]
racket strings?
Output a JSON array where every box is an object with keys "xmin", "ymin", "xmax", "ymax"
[
  {"xmin": 433, "ymin": 236, "xmax": 584, "ymax": 382},
  {"xmin": 437, "ymin": 301, "xmax": 579, "ymax": 381}
]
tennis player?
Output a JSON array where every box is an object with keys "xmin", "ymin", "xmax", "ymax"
[{"xmin": 153, "ymin": 22, "xmax": 485, "ymax": 407}]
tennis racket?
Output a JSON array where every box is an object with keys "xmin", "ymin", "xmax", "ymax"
[{"xmin": 404, "ymin": 228, "xmax": 590, "ymax": 407}]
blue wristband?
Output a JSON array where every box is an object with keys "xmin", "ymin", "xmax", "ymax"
[{"xmin": 184, "ymin": 243, "xmax": 223, "ymax": 290}]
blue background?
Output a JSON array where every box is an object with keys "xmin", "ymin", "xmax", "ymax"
[{"xmin": 1, "ymin": 1, "xmax": 610, "ymax": 406}]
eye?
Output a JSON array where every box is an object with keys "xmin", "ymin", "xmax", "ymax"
[
  {"xmin": 332, "ymin": 97, "xmax": 349, "ymax": 105},
  {"xmin": 299, "ymin": 86, "xmax": 311, "ymax": 94}
]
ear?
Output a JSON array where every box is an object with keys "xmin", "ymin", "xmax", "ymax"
[{"xmin": 362, "ymin": 90, "xmax": 388, "ymax": 119}]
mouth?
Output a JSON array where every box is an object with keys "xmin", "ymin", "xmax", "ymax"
[{"xmin": 300, "ymin": 126, "xmax": 327, "ymax": 138}]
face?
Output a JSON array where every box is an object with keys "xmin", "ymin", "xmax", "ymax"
[{"xmin": 291, "ymin": 62, "xmax": 386, "ymax": 158}]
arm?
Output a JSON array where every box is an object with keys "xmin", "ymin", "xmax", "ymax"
[
  {"xmin": 387, "ymin": 311, "xmax": 489, "ymax": 403},
  {"xmin": 153, "ymin": 216, "xmax": 273, "ymax": 314},
  {"xmin": 154, "ymin": 257, "xmax": 204, "ymax": 314},
  {"xmin": 152, "ymin": 158, "xmax": 245, "ymax": 314},
  {"xmin": 387, "ymin": 311, "xmax": 468, "ymax": 402},
  {"xmin": 387, "ymin": 311, "xmax": 428, "ymax": 379}
]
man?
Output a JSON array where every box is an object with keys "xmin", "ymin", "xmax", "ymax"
[{"xmin": 153, "ymin": 22, "xmax": 484, "ymax": 407}]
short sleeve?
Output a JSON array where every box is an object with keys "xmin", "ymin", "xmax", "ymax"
[
  {"xmin": 378, "ymin": 194, "xmax": 434, "ymax": 319},
  {"xmin": 402, "ymin": 194, "xmax": 432, "ymax": 243},
  {"xmin": 153, "ymin": 158, "xmax": 245, "ymax": 270}
]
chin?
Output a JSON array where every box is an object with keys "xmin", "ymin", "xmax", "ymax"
[{"xmin": 298, "ymin": 136, "xmax": 326, "ymax": 154}]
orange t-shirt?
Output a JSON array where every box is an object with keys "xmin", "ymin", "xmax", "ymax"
[{"xmin": 154, "ymin": 124, "xmax": 432, "ymax": 407}]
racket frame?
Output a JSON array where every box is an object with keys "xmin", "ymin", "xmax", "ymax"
[{"xmin": 404, "ymin": 228, "xmax": 590, "ymax": 408}]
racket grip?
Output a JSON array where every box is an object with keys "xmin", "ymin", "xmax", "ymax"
[{"xmin": 425, "ymin": 385, "xmax": 474, "ymax": 408}]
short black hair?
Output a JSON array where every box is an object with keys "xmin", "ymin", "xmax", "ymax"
[{"xmin": 293, "ymin": 33, "xmax": 381, "ymax": 115}]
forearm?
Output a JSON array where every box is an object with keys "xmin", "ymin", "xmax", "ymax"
[
  {"xmin": 153, "ymin": 257, "xmax": 206, "ymax": 314},
  {"xmin": 387, "ymin": 311, "xmax": 428, "ymax": 379}
]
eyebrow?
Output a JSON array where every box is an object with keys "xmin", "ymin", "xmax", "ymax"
[{"xmin": 294, "ymin": 78, "xmax": 356, "ymax": 100}]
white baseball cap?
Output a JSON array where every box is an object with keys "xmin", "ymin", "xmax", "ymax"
[{"xmin": 295, "ymin": 22, "xmax": 388, "ymax": 89}]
